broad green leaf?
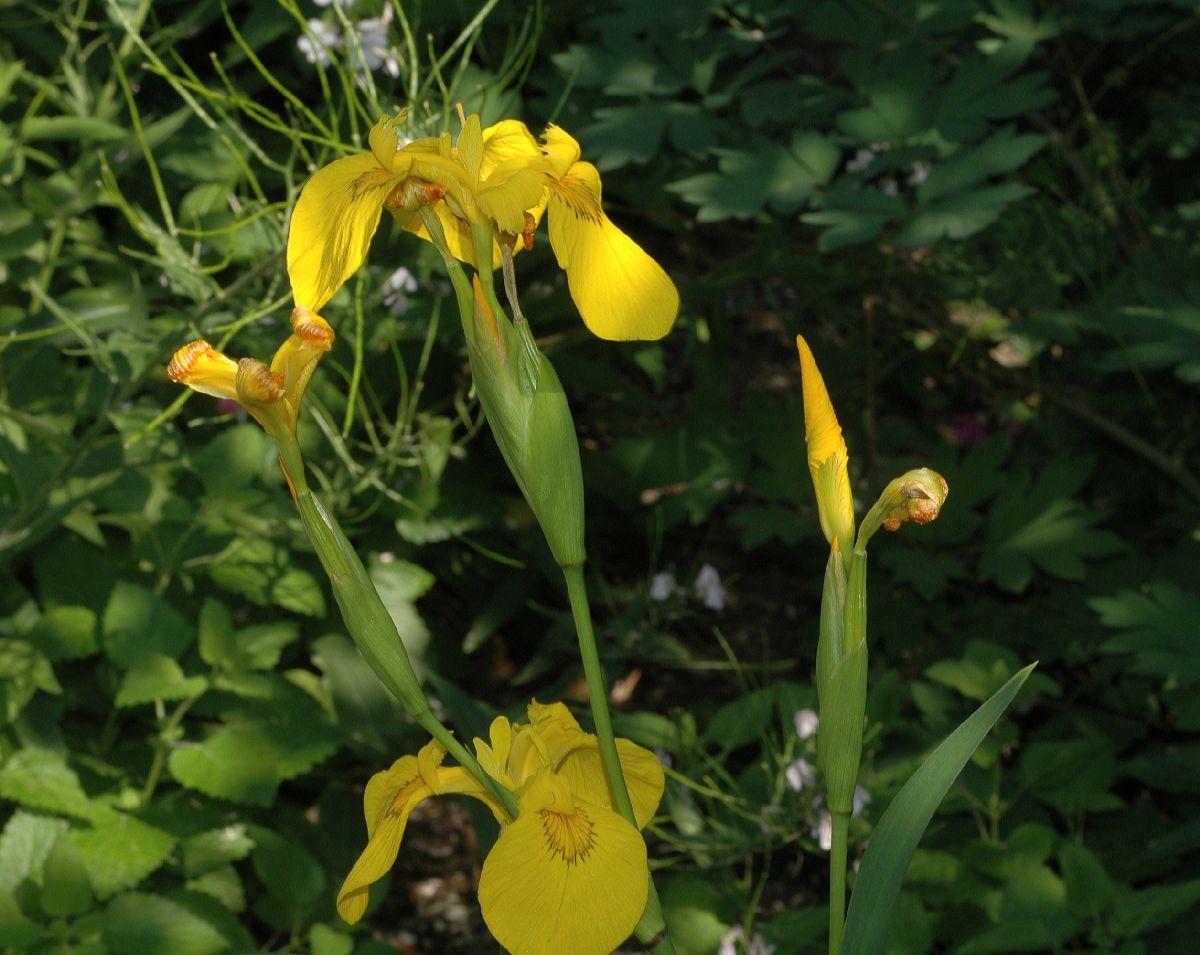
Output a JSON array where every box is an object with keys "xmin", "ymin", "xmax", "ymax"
[
  {"xmin": 1091, "ymin": 582, "xmax": 1200, "ymax": 683},
  {"xmin": 311, "ymin": 634, "xmax": 397, "ymax": 752},
  {"xmin": 0, "ymin": 749, "xmax": 93, "ymax": 819},
  {"xmin": 180, "ymin": 824, "xmax": 255, "ymax": 878},
  {"xmin": 1020, "ymin": 736, "xmax": 1120, "ymax": 812},
  {"xmin": 40, "ymin": 832, "xmax": 93, "ymax": 916},
  {"xmin": 0, "ymin": 893, "xmax": 48, "ymax": 948},
  {"xmin": 186, "ymin": 865, "xmax": 245, "ymax": 913},
  {"xmin": 0, "ymin": 811, "xmax": 68, "ymax": 892},
  {"xmin": 114, "ymin": 652, "xmax": 207, "ymax": 707},
  {"xmin": 0, "ymin": 638, "xmax": 61, "ymax": 720},
  {"xmin": 207, "ymin": 538, "xmax": 326, "ymax": 617},
  {"xmin": 102, "ymin": 581, "xmax": 193, "ymax": 666},
  {"xmin": 842, "ymin": 664, "xmax": 1035, "ymax": 955},
  {"xmin": 168, "ymin": 694, "xmax": 341, "ymax": 805},
  {"xmin": 310, "ymin": 923, "xmax": 354, "ymax": 955},
  {"xmin": 1060, "ymin": 843, "xmax": 1114, "ymax": 920},
  {"xmin": 26, "ymin": 606, "xmax": 98, "ymax": 661},
  {"xmin": 249, "ymin": 826, "xmax": 324, "ymax": 913},
  {"xmin": 72, "ymin": 809, "xmax": 176, "ymax": 898},
  {"xmin": 1110, "ymin": 878, "xmax": 1200, "ymax": 938},
  {"xmin": 101, "ymin": 893, "xmax": 228, "ymax": 955},
  {"xmin": 958, "ymin": 859, "xmax": 1076, "ymax": 953}
]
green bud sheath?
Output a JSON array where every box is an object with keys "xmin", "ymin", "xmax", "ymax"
[
  {"xmin": 818, "ymin": 549, "xmax": 868, "ymax": 816},
  {"xmin": 293, "ymin": 484, "xmax": 428, "ymax": 717},
  {"xmin": 466, "ymin": 278, "xmax": 586, "ymax": 568}
]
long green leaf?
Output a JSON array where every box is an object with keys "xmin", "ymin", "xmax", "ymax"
[{"xmin": 841, "ymin": 663, "xmax": 1036, "ymax": 955}]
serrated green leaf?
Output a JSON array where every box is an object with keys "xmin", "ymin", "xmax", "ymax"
[
  {"xmin": 0, "ymin": 638, "xmax": 61, "ymax": 721},
  {"xmin": 186, "ymin": 865, "xmax": 246, "ymax": 913},
  {"xmin": 1020, "ymin": 736, "xmax": 1118, "ymax": 812},
  {"xmin": 115, "ymin": 653, "xmax": 207, "ymax": 707},
  {"xmin": 1091, "ymin": 582, "xmax": 1200, "ymax": 683},
  {"xmin": 668, "ymin": 133, "xmax": 839, "ymax": 221},
  {"xmin": 168, "ymin": 698, "xmax": 341, "ymax": 805},
  {"xmin": 180, "ymin": 824, "xmax": 255, "ymax": 878},
  {"xmin": 249, "ymin": 826, "xmax": 324, "ymax": 913},
  {"xmin": 27, "ymin": 606, "xmax": 98, "ymax": 661},
  {"xmin": 0, "ymin": 750, "xmax": 93, "ymax": 820},
  {"xmin": 0, "ymin": 892, "xmax": 48, "ymax": 948},
  {"xmin": 0, "ymin": 811, "xmax": 69, "ymax": 892},
  {"xmin": 101, "ymin": 892, "xmax": 228, "ymax": 955},
  {"xmin": 897, "ymin": 183, "xmax": 1034, "ymax": 246},
  {"xmin": 842, "ymin": 665, "xmax": 1035, "ymax": 955},
  {"xmin": 41, "ymin": 832, "xmax": 93, "ymax": 917},
  {"xmin": 72, "ymin": 810, "xmax": 176, "ymax": 898},
  {"xmin": 802, "ymin": 188, "xmax": 908, "ymax": 250},
  {"xmin": 918, "ymin": 126, "xmax": 1045, "ymax": 202},
  {"xmin": 980, "ymin": 458, "xmax": 1122, "ymax": 592},
  {"xmin": 207, "ymin": 538, "xmax": 325, "ymax": 617},
  {"xmin": 103, "ymin": 581, "xmax": 193, "ymax": 666}
]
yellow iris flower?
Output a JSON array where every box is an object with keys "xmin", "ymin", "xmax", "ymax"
[
  {"xmin": 337, "ymin": 701, "xmax": 664, "ymax": 955},
  {"xmin": 796, "ymin": 335, "xmax": 855, "ymax": 559},
  {"xmin": 167, "ymin": 308, "xmax": 334, "ymax": 440},
  {"xmin": 286, "ymin": 112, "xmax": 679, "ymax": 341}
]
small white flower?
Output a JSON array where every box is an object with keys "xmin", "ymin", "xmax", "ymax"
[
  {"xmin": 297, "ymin": 18, "xmax": 340, "ymax": 66},
  {"xmin": 718, "ymin": 926, "xmax": 775, "ymax": 955},
  {"xmin": 313, "ymin": 0, "xmax": 354, "ymax": 7},
  {"xmin": 693, "ymin": 563, "xmax": 725, "ymax": 610},
  {"xmin": 853, "ymin": 784, "xmax": 872, "ymax": 816},
  {"xmin": 812, "ymin": 810, "xmax": 833, "ymax": 851},
  {"xmin": 793, "ymin": 708, "xmax": 819, "ymax": 740},
  {"xmin": 649, "ymin": 571, "xmax": 676, "ymax": 602},
  {"xmin": 785, "ymin": 757, "xmax": 817, "ymax": 792},
  {"xmin": 352, "ymin": 15, "xmax": 400, "ymax": 78},
  {"xmin": 382, "ymin": 266, "xmax": 418, "ymax": 314}
]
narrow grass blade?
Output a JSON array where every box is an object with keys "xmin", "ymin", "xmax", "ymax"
[{"xmin": 841, "ymin": 663, "xmax": 1036, "ymax": 955}]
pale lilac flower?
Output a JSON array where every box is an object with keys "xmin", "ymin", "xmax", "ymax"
[
  {"xmin": 793, "ymin": 708, "xmax": 819, "ymax": 740},
  {"xmin": 812, "ymin": 810, "xmax": 833, "ymax": 851},
  {"xmin": 352, "ymin": 13, "xmax": 400, "ymax": 78},
  {"xmin": 693, "ymin": 563, "xmax": 725, "ymax": 610},
  {"xmin": 718, "ymin": 925, "xmax": 775, "ymax": 955},
  {"xmin": 785, "ymin": 758, "xmax": 817, "ymax": 793},
  {"xmin": 382, "ymin": 266, "xmax": 418, "ymax": 314},
  {"xmin": 297, "ymin": 18, "xmax": 340, "ymax": 66},
  {"xmin": 649, "ymin": 572, "xmax": 676, "ymax": 602},
  {"xmin": 853, "ymin": 784, "xmax": 871, "ymax": 817}
]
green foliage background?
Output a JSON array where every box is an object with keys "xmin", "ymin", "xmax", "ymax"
[{"xmin": 2, "ymin": 0, "xmax": 1199, "ymax": 953}]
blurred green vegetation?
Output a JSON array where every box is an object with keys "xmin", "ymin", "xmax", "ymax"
[{"xmin": 1, "ymin": 1, "xmax": 1199, "ymax": 953}]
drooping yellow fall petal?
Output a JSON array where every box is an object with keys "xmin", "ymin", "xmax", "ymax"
[
  {"xmin": 796, "ymin": 335, "xmax": 855, "ymax": 553},
  {"xmin": 478, "ymin": 773, "xmax": 648, "ymax": 955},
  {"xmin": 287, "ymin": 153, "xmax": 406, "ymax": 312},
  {"xmin": 338, "ymin": 744, "xmax": 444, "ymax": 923},
  {"xmin": 547, "ymin": 161, "xmax": 679, "ymax": 340}
]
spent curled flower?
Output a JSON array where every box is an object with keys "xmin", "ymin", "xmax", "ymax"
[{"xmin": 882, "ymin": 468, "xmax": 949, "ymax": 531}]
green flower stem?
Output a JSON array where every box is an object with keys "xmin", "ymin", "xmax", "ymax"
[
  {"xmin": 829, "ymin": 810, "xmax": 850, "ymax": 955},
  {"xmin": 276, "ymin": 436, "xmax": 519, "ymax": 821},
  {"xmin": 470, "ymin": 220, "xmax": 509, "ymax": 323},
  {"xmin": 637, "ymin": 879, "xmax": 677, "ymax": 955},
  {"xmin": 416, "ymin": 206, "xmax": 474, "ymax": 336},
  {"xmin": 562, "ymin": 562, "xmax": 636, "ymax": 823}
]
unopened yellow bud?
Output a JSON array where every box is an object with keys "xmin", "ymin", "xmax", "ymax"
[{"xmin": 167, "ymin": 340, "xmax": 238, "ymax": 401}]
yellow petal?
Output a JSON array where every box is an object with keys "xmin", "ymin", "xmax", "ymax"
[
  {"xmin": 482, "ymin": 120, "xmax": 543, "ymax": 175},
  {"xmin": 547, "ymin": 161, "xmax": 679, "ymax": 341},
  {"xmin": 456, "ymin": 113, "xmax": 484, "ymax": 181},
  {"xmin": 339, "ymin": 750, "xmax": 440, "ymax": 924},
  {"xmin": 541, "ymin": 124, "xmax": 582, "ymax": 179},
  {"xmin": 555, "ymin": 738, "xmax": 665, "ymax": 830},
  {"xmin": 478, "ymin": 773, "xmax": 648, "ymax": 955},
  {"xmin": 287, "ymin": 153, "xmax": 404, "ymax": 312},
  {"xmin": 389, "ymin": 198, "xmax": 492, "ymax": 268},
  {"xmin": 477, "ymin": 160, "xmax": 549, "ymax": 235},
  {"xmin": 796, "ymin": 335, "xmax": 855, "ymax": 551}
]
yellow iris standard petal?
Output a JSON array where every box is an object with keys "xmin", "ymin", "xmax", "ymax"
[
  {"xmin": 796, "ymin": 335, "xmax": 855, "ymax": 552},
  {"xmin": 478, "ymin": 773, "xmax": 649, "ymax": 955},
  {"xmin": 477, "ymin": 160, "xmax": 550, "ymax": 236},
  {"xmin": 287, "ymin": 153, "xmax": 404, "ymax": 312},
  {"xmin": 541, "ymin": 124, "xmax": 582, "ymax": 179},
  {"xmin": 547, "ymin": 161, "xmax": 679, "ymax": 341},
  {"xmin": 481, "ymin": 120, "xmax": 543, "ymax": 177}
]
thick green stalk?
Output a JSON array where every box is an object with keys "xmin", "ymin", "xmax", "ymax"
[{"xmin": 829, "ymin": 810, "xmax": 850, "ymax": 955}]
